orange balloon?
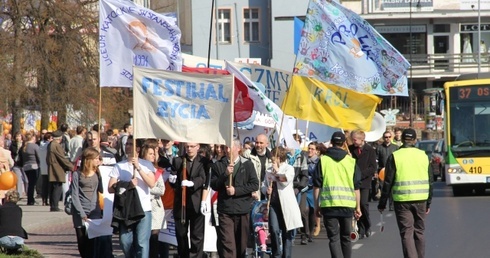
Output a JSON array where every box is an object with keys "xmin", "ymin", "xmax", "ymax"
[
  {"xmin": 379, "ymin": 168, "xmax": 385, "ymax": 182},
  {"xmin": 98, "ymin": 193, "xmax": 104, "ymax": 210},
  {"xmin": 0, "ymin": 171, "xmax": 17, "ymax": 190}
]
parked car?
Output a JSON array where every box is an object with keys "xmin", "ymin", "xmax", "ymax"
[
  {"xmin": 415, "ymin": 140, "xmax": 444, "ymax": 181},
  {"xmin": 431, "ymin": 139, "xmax": 445, "ymax": 181}
]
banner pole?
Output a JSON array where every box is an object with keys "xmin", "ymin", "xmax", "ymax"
[{"xmin": 207, "ymin": 0, "xmax": 216, "ymax": 68}]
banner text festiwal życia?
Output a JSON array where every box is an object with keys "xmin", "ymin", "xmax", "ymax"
[{"xmin": 133, "ymin": 67, "xmax": 234, "ymax": 146}]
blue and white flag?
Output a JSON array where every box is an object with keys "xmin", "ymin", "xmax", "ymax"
[
  {"xmin": 294, "ymin": 0, "xmax": 410, "ymax": 96},
  {"xmin": 99, "ymin": 0, "xmax": 182, "ymax": 87}
]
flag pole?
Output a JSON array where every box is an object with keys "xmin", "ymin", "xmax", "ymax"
[
  {"xmin": 99, "ymin": 87, "xmax": 102, "ymax": 132},
  {"xmin": 229, "ymin": 75, "xmax": 235, "ymax": 187},
  {"xmin": 207, "ymin": 0, "xmax": 216, "ymax": 68},
  {"xmin": 131, "ymin": 71, "xmax": 137, "ymax": 179}
]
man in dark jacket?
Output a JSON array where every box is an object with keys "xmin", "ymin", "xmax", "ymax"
[
  {"xmin": 313, "ymin": 132, "xmax": 362, "ymax": 258},
  {"xmin": 168, "ymin": 142, "xmax": 211, "ymax": 258},
  {"xmin": 211, "ymin": 139, "xmax": 258, "ymax": 258},
  {"xmin": 0, "ymin": 190, "xmax": 28, "ymax": 254},
  {"xmin": 348, "ymin": 130, "xmax": 377, "ymax": 239},
  {"xmin": 378, "ymin": 129, "xmax": 433, "ymax": 258},
  {"xmin": 376, "ymin": 130, "xmax": 399, "ymax": 210}
]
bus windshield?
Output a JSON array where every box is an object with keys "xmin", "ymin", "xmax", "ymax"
[{"xmin": 449, "ymin": 100, "xmax": 490, "ymax": 157}]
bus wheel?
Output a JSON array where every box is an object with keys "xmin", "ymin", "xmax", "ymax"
[
  {"xmin": 475, "ymin": 187, "xmax": 486, "ymax": 195},
  {"xmin": 452, "ymin": 186, "xmax": 465, "ymax": 196}
]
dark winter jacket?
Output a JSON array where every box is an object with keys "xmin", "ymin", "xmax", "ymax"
[
  {"xmin": 210, "ymin": 156, "xmax": 259, "ymax": 215},
  {"xmin": 111, "ymin": 181, "xmax": 145, "ymax": 230}
]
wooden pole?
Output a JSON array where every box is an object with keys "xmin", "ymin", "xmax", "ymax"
[{"xmin": 181, "ymin": 159, "xmax": 187, "ymax": 224}]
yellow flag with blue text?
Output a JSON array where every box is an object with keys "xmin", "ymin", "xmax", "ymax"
[{"xmin": 282, "ymin": 75, "xmax": 381, "ymax": 131}]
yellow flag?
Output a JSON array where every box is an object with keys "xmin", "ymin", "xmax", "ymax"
[{"xmin": 282, "ymin": 75, "xmax": 382, "ymax": 131}]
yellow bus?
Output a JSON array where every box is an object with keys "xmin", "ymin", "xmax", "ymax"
[{"xmin": 444, "ymin": 73, "xmax": 490, "ymax": 196}]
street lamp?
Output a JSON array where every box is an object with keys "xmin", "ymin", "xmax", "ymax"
[{"xmin": 408, "ymin": 0, "xmax": 421, "ymax": 128}]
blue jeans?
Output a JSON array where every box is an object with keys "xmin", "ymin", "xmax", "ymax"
[
  {"xmin": 0, "ymin": 236, "xmax": 24, "ymax": 250},
  {"xmin": 119, "ymin": 211, "xmax": 152, "ymax": 258},
  {"xmin": 269, "ymin": 206, "xmax": 294, "ymax": 258}
]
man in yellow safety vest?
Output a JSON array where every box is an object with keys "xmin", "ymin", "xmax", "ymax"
[
  {"xmin": 378, "ymin": 128, "xmax": 433, "ymax": 258},
  {"xmin": 313, "ymin": 132, "xmax": 361, "ymax": 258}
]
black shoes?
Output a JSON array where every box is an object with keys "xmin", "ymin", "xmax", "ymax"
[
  {"xmin": 50, "ymin": 208, "xmax": 62, "ymax": 212},
  {"xmin": 365, "ymin": 230, "xmax": 372, "ymax": 238}
]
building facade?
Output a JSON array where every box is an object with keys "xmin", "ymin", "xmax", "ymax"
[{"xmin": 153, "ymin": 0, "xmax": 490, "ymax": 129}]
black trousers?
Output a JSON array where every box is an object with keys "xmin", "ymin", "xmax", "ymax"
[
  {"xmin": 25, "ymin": 169, "xmax": 39, "ymax": 204},
  {"xmin": 323, "ymin": 216, "xmax": 352, "ymax": 258},
  {"xmin": 357, "ymin": 188, "xmax": 371, "ymax": 235},
  {"xmin": 174, "ymin": 208, "xmax": 205, "ymax": 258},
  {"xmin": 216, "ymin": 213, "xmax": 250, "ymax": 258},
  {"xmin": 49, "ymin": 182, "xmax": 63, "ymax": 210}
]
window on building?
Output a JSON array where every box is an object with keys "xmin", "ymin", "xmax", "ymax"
[
  {"xmin": 218, "ymin": 9, "xmax": 231, "ymax": 43},
  {"xmin": 243, "ymin": 8, "xmax": 259, "ymax": 43}
]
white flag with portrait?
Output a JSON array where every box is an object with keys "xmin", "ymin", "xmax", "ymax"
[
  {"xmin": 133, "ymin": 67, "xmax": 234, "ymax": 146},
  {"xmin": 99, "ymin": 0, "xmax": 182, "ymax": 87}
]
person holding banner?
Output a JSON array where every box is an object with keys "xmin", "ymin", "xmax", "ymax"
[
  {"xmin": 210, "ymin": 139, "xmax": 259, "ymax": 258},
  {"xmin": 139, "ymin": 139, "xmax": 165, "ymax": 258},
  {"xmin": 168, "ymin": 142, "xmax": 211, "ymax": 258},
  {"xmin": 108, "ymin": 136, "xmax": 156, "ymax": 258}
]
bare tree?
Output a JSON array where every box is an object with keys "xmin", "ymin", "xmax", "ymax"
[{"xmin": 0, "ymin": 0, "xmax": 105, "ymax": 132}]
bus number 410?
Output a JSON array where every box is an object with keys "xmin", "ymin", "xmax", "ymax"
[{"xmin": 468, "ymin": 166, "xmax": 483, "ymax": 174}]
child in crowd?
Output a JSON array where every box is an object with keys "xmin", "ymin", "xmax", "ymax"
[{"xmin": 255, "ymin": 206, "xmax": 269, "ymax": 252}]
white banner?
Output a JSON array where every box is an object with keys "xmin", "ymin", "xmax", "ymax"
[
  {"xmin": 226, "ymin": 61, "xmax": 299, "ymax": 149},
  {"xmin": 99, "ymin": 0, "xmax": 182, "ymax": 87},
  {"xmin": 133, "ymin": 67, "xmax": 234, "ymax": 146},
  {"xmin": 182, "ymin": 54, "xmax": 290, "ymax": 105},
  {"xmin": 183, "ymin": 54, "xmax": 338, "ymax": 144}
]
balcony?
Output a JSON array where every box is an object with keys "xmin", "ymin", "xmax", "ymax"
[{"xmin": 409, "ymin": 53, "xmax": 490, "ymax": 79}]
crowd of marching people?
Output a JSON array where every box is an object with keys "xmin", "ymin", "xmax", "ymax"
[{"xmin": 0, "ymin": 123, "xmax": 432, "ymax": 258}]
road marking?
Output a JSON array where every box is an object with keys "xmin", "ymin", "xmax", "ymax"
[{"xmin": 352, "ymin": 243, "xmax": 363, "ymax": 249}]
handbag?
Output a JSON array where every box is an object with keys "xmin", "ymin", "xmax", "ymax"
[{"xmin": 64, "ymin": 188, "xmax": 73, "ymax": 215}]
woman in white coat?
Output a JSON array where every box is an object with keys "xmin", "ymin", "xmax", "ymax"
[{"xmin": 262, "ymin": 146, "xmax": 303, "ymax": 258}]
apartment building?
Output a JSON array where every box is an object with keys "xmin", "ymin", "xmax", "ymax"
[{"xmin": 152, "ymin": 0, "xmax": 490, "ymax": 126}]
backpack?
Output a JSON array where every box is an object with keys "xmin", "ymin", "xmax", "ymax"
[
  {"xmin": 64, "ymin": 188, "xmax": 73, "ymax": 215},
  {"xmin": 115, "ymin": 134, "xmax": 128, "ymax": 162}
]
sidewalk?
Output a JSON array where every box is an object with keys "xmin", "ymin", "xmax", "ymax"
[{"xmin": 19, "ymin": 198, "xmax": 123, "ymax": 258}]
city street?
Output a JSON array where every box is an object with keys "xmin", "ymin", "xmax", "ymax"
[
  {"xmin": 19, "ymin": 181, "xmax": 490, "ymax": 257},
  {"xmin": 292, "ymin": 181, "xmax": 490, "ymax": 257}
]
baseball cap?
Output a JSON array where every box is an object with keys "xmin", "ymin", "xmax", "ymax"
[
  {"xmin": 402, "ymin": 128, "xmax": 416, "ymax": 140},
  {"xmin": 331, "ymin": 131, "xmax": 346, "ymax": 143}
]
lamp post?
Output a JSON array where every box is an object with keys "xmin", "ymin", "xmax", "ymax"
[
  {"xmin": 409, "ymin": 0, "xmax": 414, "ymax": 128},
  {"xmin": 408, "ymin": 0, "xmax": 421, "ymax": 128},
  {"xmin": 478, "ymin": 0, "xmax": 481, "ymax": 74}
]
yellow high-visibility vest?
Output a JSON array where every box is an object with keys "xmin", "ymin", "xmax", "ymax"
[
  {"xmin": 319, "ymin": 155, "xmax": 356, "ymax": 208},
  {"xmin": 392, "ymin": 148, "xmax": 430, "ymax": 202}
]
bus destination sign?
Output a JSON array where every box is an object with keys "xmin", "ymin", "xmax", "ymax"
[{"xmin": 454, "ymin": 85, "xmax": 490, "ymax": 100}]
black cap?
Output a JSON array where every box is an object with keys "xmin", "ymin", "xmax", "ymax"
[
  {"xmin": 331, "ymin": 131, "xmax": 346, "ymax": 143},
  {"xmin": 52, "ymin": 130, "xmax": 63, "ymax": 138},
  {"xmin": 402, "ymin": 128, "xmax": 416, "ymax": 140}
]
